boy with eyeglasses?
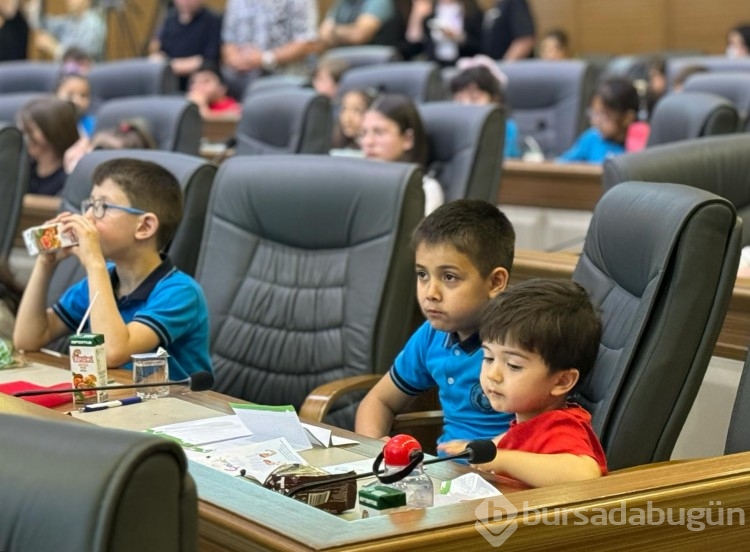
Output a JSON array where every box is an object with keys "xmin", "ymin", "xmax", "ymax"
[{"xmin": 14, "ymin": 158, "xmax": 212, "ymax": 380}]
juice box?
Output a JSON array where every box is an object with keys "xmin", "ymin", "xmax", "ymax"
[
  {"xmin": 69, "ymin": 333, "xmax": 107, "ymax": 405},
  {"xmin": 23, "ymin": 223, "xmax": 78, "ymax": 256}
]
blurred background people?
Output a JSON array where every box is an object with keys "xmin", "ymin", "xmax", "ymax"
[
  {"xmin": 311, "ymin": 56, "xmax": 349, "ymax": 99},
  {"xmin": 27, "ymin": 0, "xmax": 106, "ymax": 60},
  {"xmin": 331, "ymin": 87, "xmax": 375, "ymax": 151},
  {"xmin": 17, "ymin": 97, "xmax": 79, "ymax": 195},
  {"xmin": 404, "ymin": 0, "xmax": 483, "ymax": 66},
  {"xmin": 538, "ymin": 28, "xmax": 569, "ymax": 60},
  {"xmin": 726, "ymin": 23, "xmax": 750, "ymax": 58},
  {"xmin": 319, "ymin": 0, "xmax": 402, "ymax": 51},
  {"xmin": 481, "ymin": 0, "xmax": 535, "ymax": 61},
  {"xmin": 64, "ymin": 117, "xmax": 156, "ymax": 173},
  {"xmin": 149, "ymin": 0, "xmax": 222, "ymax": 91},
  {"xmin": 221, "ymin": 0, "xmax": 318, "ymax": 99},
  {"xmin": 0, "ymin": 0, "xmax": 29, "ymax": 62},
  {"xmin": 187, "ymin": 60, "xmax": 241, "ymax": 117},
  {"xmin": 55, "ymin": 71, "xmax": 96, "ymax": 137}
]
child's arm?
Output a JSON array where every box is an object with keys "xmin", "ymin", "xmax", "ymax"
[
  {"xmin": 13, "ymin": 254, "xmax": 71, "ymax": 351},
  {"xmin": 355, "ymin": 374, "xmax": 414, "ymax": 439},
  {"xmin": 478, "ymin": 450, "xmax": 602, "ymax": 488},
  {"xmin": 60, "ymin": 214, "xmax": 160, "ymax": 366}
]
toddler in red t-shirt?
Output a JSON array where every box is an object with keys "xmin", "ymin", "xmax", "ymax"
[{"xmin": 439, "ymin": 278, "xmax": 607, "ymax": 488}]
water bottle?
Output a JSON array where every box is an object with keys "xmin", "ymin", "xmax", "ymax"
[{"xmin": 379, "ymin": 434, "xmax": 434, "ymax": 509}]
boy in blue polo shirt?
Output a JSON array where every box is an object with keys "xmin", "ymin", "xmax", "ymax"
[
  {"xmin": 14, "ymin": 158, "xmax": 211, "ymax": 380},
  {"xmin": 355, "ymin": 199, "xmax": 516, "ymax": 446}
]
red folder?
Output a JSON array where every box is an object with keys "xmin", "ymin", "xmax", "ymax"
[{"xmin": 0, "ymin": 381, "xmax": 73, "ymax": 408}]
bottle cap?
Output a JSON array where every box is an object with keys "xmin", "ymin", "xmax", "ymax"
[{"xmin": 383, "ymin": 434, "xmax": 422, "ymax": 467}]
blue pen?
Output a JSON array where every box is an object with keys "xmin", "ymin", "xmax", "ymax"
[{"xmin": 81, "ymin": 396, "xmax": 143, "ymax": 412}]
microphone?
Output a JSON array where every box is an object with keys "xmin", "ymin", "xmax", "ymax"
[
  {"xmin": 425, "ymin": 439, "xmax": 497, "ymax": 466},
  {"xmin": 12, "ymin": 370, "xmax": 214, "ymax": 398}
]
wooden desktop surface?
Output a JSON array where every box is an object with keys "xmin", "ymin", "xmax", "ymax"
[{"xmin": 2, "ymin": 352, "xmax": 750, "ymax": 551}]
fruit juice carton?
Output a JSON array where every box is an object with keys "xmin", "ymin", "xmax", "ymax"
[
  {"xmin": 23, "ymin": 223, "xmax": 78, "ymax": 256},
  {"xmin": 69, "ymin": 333, "xmax": 107, "ymax": 405}
]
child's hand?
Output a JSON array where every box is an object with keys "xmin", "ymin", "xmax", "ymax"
[
  {"xmin": 437, "ymin": 439, "xmax": 469, "ymax": 456},
  {"xmin": 59, "ymin": 213, "xmax": 104, "ymax": 269}
]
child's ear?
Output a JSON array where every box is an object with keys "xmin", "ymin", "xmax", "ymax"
[
  {"xmin": 135, "ymin": 213, "xmax": 159, "ymax": 242},
  {"xmin": 402, "ymin": 128, "xmax": 415, "ymax": 152},
  {"xmin": 623, "ymin": 109, "xmax": 637, "ymax": 126},
  {"xmin": 550, "ymin": 368, "xmax": 580, "ymax": 397},
  {"xmin": 487, "ymin": 267, "xmax": 509, "ymax": 298}
]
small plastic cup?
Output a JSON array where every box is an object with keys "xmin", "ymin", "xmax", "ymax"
[{"xmin": 132, "ymin": 351, "xmax": 169, "ymax": 399}]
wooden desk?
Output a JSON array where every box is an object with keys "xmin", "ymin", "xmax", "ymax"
[
  {"xmin": 4, "ymin": 353, "xmax": 750, "ymax": 551},
  {"xmin": 201, "ymin": 113, "xmax": 239, "ymax": 144},
  {"xmin": 499, "ymin": 160, "xmax": 603, "ymax": 211},
  {"xmin": 512, "ymin": 249, "xmax": 750, "ymax": 361}
]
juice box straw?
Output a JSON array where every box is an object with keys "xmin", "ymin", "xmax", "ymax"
[{"xmin": 77, "ymin": 291, "xmax": 100, "ymax": 335}]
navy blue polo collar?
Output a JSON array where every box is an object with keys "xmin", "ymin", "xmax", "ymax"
[
  {"xmin": 445, "ymin": 331, "xmax": 482, "ymax": 354},
  {"xmin": 111, "ymin": 256, "xmax": 175, "ymax": 304}
]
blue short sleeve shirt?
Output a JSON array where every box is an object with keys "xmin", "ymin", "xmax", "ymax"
[
  {"xmin": 390, "ymin": 321, "xmax": 513, "ymax": 444},
  {"xmin": 557, "ymin": 127, "xmax": 625, "ymax": 163},
  {"xmin": 53, "ymin": 258, "xmax": 212, "ymax": 380}
]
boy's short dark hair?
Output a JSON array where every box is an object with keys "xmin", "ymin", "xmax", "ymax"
[
  {"xmin": 597, "ymin": 76, "xmax": 639, "ymax": 115},
  {"xmin": 480, "ymin": 279, "xmax": 601, "ymax": 379},
  {"xmin": 92, "ymin": 158, "xmax": 183, "ymax": 251},
  {"xmin": 450, "ymin": 65, "xmax": 506, "ymax": 105},
  {"xmin": 194, "ymin": 60, "xmax": 225, "ymax": 85},
  {"xmin": 412, "ymin": 199, "xmax": 515, "ymax": 277}
]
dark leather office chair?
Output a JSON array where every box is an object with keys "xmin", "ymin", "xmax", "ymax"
[
  {"xmin": 89, "ymin": 58, "xmax": 178, "ymax": 102},
  {"xmin": 417, "ymin": 102, "xmax": 505, "ymax": 202},
  {"xmin": 0, "ymin": 413, "xmax": 197, "ymax": 552},
  {"xmin": 666, "ymin": 55, "xmax": 750, "ymax": 89},
  {"xmin": 725, "ymin": 348, "xmax": 750, "ymax": 455},
  {"xmin": 646, "ymin": 91, "xmax": 738, "ymax": 147},
  {"xmin": 0, "ymin": 124, "xmax": 27, "ymax": 262},
  {"xmin": 0, "ymin": 61, "xmax": 58, "ymax": 94},
  {"xmin": 603, "ymin": 134, "xmax": 750, "ymax": 247},
  {"xmin": 497, "ymin": 59, "xmax": 595, "ymax": 158},
  {"xmin": 337, "ymin": 61, "xmax": 445, "ymax": 103},
  {"xmin": 93, "ymin": 96, "xmax": 202, "ymax": 155},
  {"xmin": 235, "ymin": 88, "xmax": 331, "ymax": 155},
  {"xmin": 196, "ymin": 155, "xmax": 424, "ymax": 428},
  {"xmin": 321, "ymin": 45, "xmax": 401, "ymax": 70},
  {"xmin": 682, "ymin": 72, "xmax": 750, "ymax": 131},
  {"xmin": 573, "ymin": 181, "xmax": 741, "ymax": 470}
]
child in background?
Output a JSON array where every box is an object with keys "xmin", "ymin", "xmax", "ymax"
[
  {"xmin": 356, "ymin": 199, "xmax": 516, "ymax": 448},
  {"xmin": 55, "ymin": 71, "xmax": 95, "ymax": 137},
  {"xmin": 17, "ymin": 96, "xmax": 79, "ymax": 196},
  {"xmin": 60, "ymin": 46, "xmax": 94, "ymax": 75},
  {"xmin": 312, "ymin": 57, "xmax": 349, "ymax": 99},
  {"xmin": 14, "ymin": 158, "xmax": 212, "ymax": 380},
  {"xmin": 186, "ymin": 61, "xmax": 241, "ymax": 118},
  {"xmin": 726, "ymin": 23, "xmax": 750, "ymax": 58},
  {"xmin": 439, "ymin": 278, "xmax": 607, "ymax": 488},
  {"xmin": 450, "ymin": 57, "xmax": 520, "ymax": 159},
  {"xmin": 359, "ymin": 93, "xmax": 444, "ymax": 214},
  {"xmin": 538, "ymin": 28, "xmax": 569, "ymax": 60},
  {"xmin": 558, "ymin": 76, "xmax": 638, "ymax": 163},
  {"xmin": 331, "ymin": 88, "xmax": 375, "ymax": 151},
  {"xmin": 64, "ymin": 117, "xmax": 157, "ymax": 174}
]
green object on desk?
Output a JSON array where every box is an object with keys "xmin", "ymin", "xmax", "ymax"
[{"xmin": 0, "ymin": 339, "xmax": 15, "ymax": 368}]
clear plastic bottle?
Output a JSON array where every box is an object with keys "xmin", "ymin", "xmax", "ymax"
[{"xmin": 379, "ymin": 434, "xmax": 434, "ymax": 509}]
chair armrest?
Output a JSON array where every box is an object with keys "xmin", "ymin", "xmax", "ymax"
[{"xmin": 299, "ymin": 374, "xmax": 382, "ymax": 423}]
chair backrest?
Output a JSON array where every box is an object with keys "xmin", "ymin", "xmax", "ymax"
[
  {"xmin": 0, "ymin": 413, "xmax": 197, "ymax": 552},
  {"xmin": 0, "ymin": 92, "xmax": 46, "ymax": 124},
  {"xmin": 417, "ymin": 102, "xmax": 505, "ymax": 202},
  {"xmin": 666, "ymin": 55, "xmax": 750, "ymax": 89},
  {"xmin": 243, "ymin": 74, "xmax": 308, "ymax": 99},
  {"xmin": 603, "ymin": 134, "xmax": 750, "ymax": 247},
  {"xmin": 0, "ymin": 61, "xmax": 59, "ymax": 94},
  {"xmin": 196, "ymin": 155, "xmax": 424, "ymax": 427},
  {"xmin": 573, "ymin": 181, "xmax": 741, "ymax": 470},
  {"xmin": 93, "ymin": 96, "xmax": 202, "ymax": 155},
  {"xmin": 682, "ymin": 72, "xmax": 750, "ymax": 131},
  {"xmin": 725, "ymin": 348, "xmax": 750, "ymax": 455},
  {"xmin": 321, "ymin": 45, "xmax": 402, "ymax": 70},
  {"xmin": 646, "ymin": 91, "xmax": 738, "ymax": 147},
  {"xmin": 0, "ymin": 124, "xmax": 27, "ymax": 262},
  {"xmin": 88, "ymin": 58, "xmax": 178, "ymax": 101},
  {"xmin": 46, "ymin": 149, "xmax": 216, "ymax": 311},
  {"xmin": 337, "ymin": 61, "xmax": 445, "ymax": 103},
  {"xmin": 235, "ymin": 88, "xmax": 331, "ymax": 155},
  {"xmin": 497, "ymin": 59, "xmax": 595, "ymax": 157}
]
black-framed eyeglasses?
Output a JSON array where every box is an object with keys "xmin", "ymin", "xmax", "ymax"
[{"xmin": 81, "ymin": 198, "xmax": 146, "ymax": 219}]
